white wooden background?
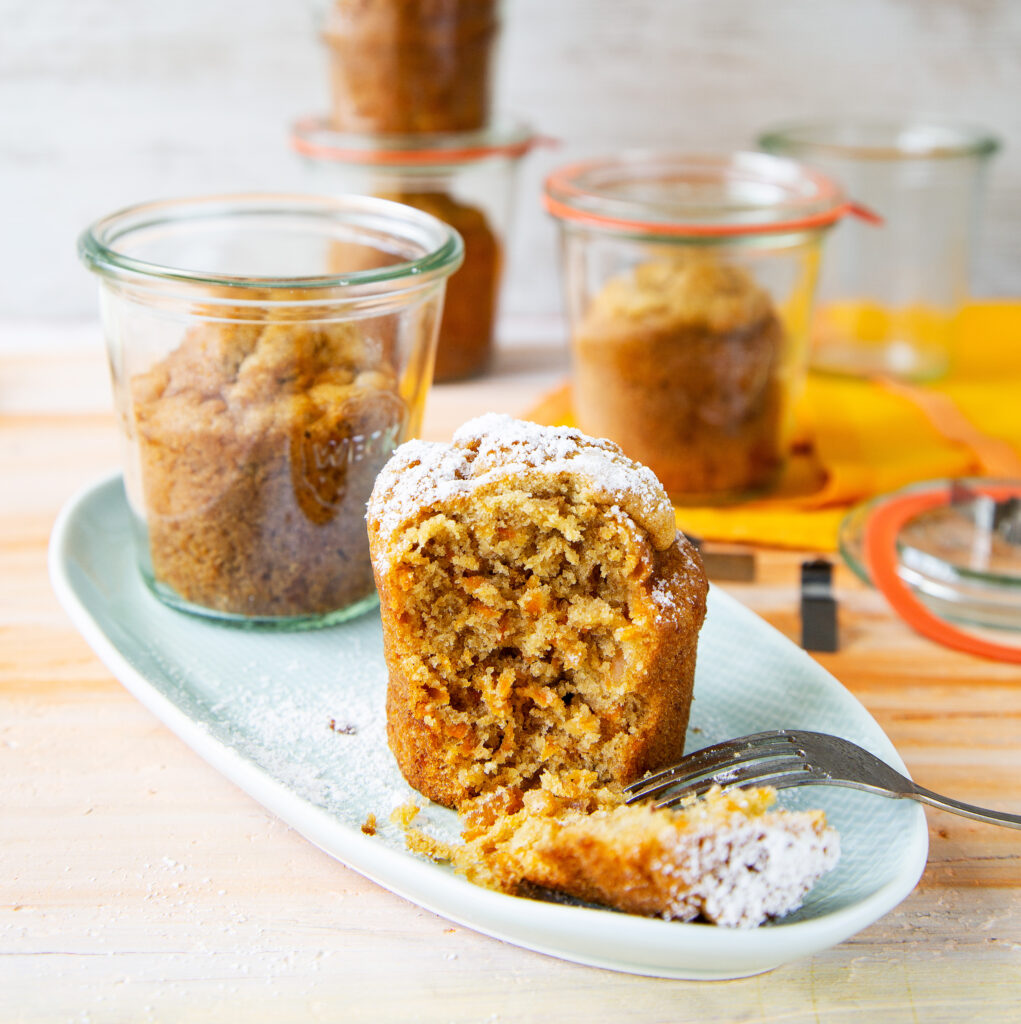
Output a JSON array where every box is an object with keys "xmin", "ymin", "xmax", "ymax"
[{"xmin": 1, "ymin": 0, "xmax": 1019, "ymax": 325}]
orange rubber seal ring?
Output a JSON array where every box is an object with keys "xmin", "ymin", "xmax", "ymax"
[
  {"xmin": 542, "ymin": 193, "xmax": 879, "ymax": 238},
  {"xmin": 862, "ymin": 483, "xmax": 1021, "ymax": 663},
  {"xmin": 542, "ymin": 154, "xmax": 881, "ymax": 237}
]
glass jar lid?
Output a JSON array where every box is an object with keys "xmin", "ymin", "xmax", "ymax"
[
  {"xmin": 841, "ymin": 478, "xmax": 1021, "ymax": 636},
  {"xmin": 543, "ymin": 151, "xmax": 872, "ymax": 239}
]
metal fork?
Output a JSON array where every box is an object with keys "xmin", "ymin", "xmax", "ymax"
[{"xmin": 623, "ymin": 729, "xmax": 1021, "ymax": 829}]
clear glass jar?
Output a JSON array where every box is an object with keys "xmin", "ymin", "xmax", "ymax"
[
  {"xmin": 759, "ymin": 119, "xmax": 1000, "ymax": 381},
  {"xmin": 315, "ymin": 0, "xmax": 502, "ymax": 134},
  {"xmin": 545, "ymin": 152, "xmax": 856, "ymax": 505},
  {"xmin": 79, "ymin": 194, "xmax": 462, "ymax": 627},
  {"xmin": 293, "ymin": 119, "xmax": 534, "ymax": 381}
]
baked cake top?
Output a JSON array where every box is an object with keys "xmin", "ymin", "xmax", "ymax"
[
  {"xmin": 367, "ymin": 414, "xmax": 678, "ymax": 564},
  {"xmin": 581, "ymin": 255, "xmax": 775, "ymax": 337}
]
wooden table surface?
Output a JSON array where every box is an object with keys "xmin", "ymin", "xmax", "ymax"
[{"xmin": 2, "ymin": 326, "xmax": 1020, "ymax": 1022}]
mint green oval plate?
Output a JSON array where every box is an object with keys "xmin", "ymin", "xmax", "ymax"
[{"xmin": 49, "ymin": 472, "xmax": 928, "ymax": 980}]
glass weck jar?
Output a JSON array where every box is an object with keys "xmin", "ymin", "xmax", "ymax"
[
  {"xmin": 759, "ymin": 119, "xmax": 1000, "ymax": 381},
  {"xmin": 545, "ymin": 151, "xmax": 869, "ymax": 504},
  {"xmin": 79, "ymin": 194, "xmax": 462, "ymax": 627},
  {"xmin": 293, "ymin": 118, "xmax": 537, "ymax": 381}
]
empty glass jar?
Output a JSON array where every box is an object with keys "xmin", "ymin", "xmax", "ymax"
[{"xmin": 759, "ymin": 119, "xmax": 1000, "ymax": 380}]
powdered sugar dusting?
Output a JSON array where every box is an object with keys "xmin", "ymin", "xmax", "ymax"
[
  {"xmin": 656, "ymin": 811, "xmax": 840, "ymax": 928},
  {"xmin": 651, "ymin": 578, "xmax": 679, "ymax": 614},
  {"xmin": 367, "ymin": 414, "xmax": 677, "ymax": 568},
  {"xmin": 153, "ymin": 618, "xmax": 464, "ymax": 850}
]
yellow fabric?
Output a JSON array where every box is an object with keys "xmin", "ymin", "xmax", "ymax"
[{"xmin": 526, "ymin": 301, "xmax": 1021, "ymax": 551}]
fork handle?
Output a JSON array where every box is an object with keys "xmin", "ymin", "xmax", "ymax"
[{"xmin": 906, "ymin": 784, "xmax": 1021, "ymax": 830}]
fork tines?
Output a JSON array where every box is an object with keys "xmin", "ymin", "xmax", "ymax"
[
  {"xmin": 624, "ymin": 729, "xmax": 825, "ymax": 809},
  {"xmin": 623, "ymin": 727, "xmax": 1021, "ymax": 827}
]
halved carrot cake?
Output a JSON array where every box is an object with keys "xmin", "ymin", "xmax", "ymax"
[{"xmin": 366, "ymin": 414, "xmax": 708, "ymax": 809}]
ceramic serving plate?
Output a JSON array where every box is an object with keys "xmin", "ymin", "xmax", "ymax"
[{"xmin": 49, "ymin": 472, "xmax": 929, "ymax": 980}]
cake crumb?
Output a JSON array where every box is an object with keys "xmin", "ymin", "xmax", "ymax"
[
  {"xmin": 390, "ymin": 803, "xmax": 421, "ymax": 827},
  {"xmin": 402, "ymin": 776, "xmax": 839, "ymax": 929},
  {"xmin": 360, "ymin": 814, "xmax": 377, "ymax": 836}
]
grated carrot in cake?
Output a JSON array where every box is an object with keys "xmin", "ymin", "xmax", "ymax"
[{"xmin": 366, "ymin": 415, "xmax": 708, "ymax": 809}]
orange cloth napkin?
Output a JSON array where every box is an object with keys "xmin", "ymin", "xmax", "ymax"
[{"xmin": 525, "ymin": 302, "xmax": 1021, "ymax": 552}]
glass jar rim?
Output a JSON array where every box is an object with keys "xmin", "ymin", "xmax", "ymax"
[
  {"xmin": 78, "ymin": 192, "xmax": 464, "ymax": 295},
  {"xmin": 291, "ymin": 116, "xmax": 544, "ymax": 167},
  {"xmin": 758, "ymin": 118, "xmax": 1001, "ymax": 161},
  {"xmin": 543, "ymin": 151, "xmax": 858, "ymax": 239}
]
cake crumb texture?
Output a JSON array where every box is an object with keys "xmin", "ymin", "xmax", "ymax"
[
  {"xmin": 132, "ymin": 312, "xmax": 407, "ymax": 617},
  {"xmin": 434, "ymin": 775, "xmax": 840, "ymax": 928},
  {"xmin": 367, "ymin": 415, "xmax": 708, "ymax": 808}
]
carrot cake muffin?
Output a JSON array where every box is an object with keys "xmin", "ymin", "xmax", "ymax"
[
  {"xmin": 404, "ymin": 772, "xmax": 840, "ymax": 928},
  {"xmin": 366, "ymin": 414, "xmax": 708, "ymax": 809},
  {"xmin": 131, "ymin": 313, "xmax": 406, "ymax": 619},
  {"xmin": 573, "ymin": 254, "xmax": 786, "ymax": 502}
]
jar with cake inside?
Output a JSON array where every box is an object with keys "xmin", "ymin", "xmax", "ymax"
[
  {"xmin": 293, "ymin": 119, "xmax": 534, "ymax": 381},
  {"xmin": 79, "ymin": 194, "xmax": 462, "ymax": 627},
  {"xmin": 545, "ymin": 152, "xmax": 862, "ymax": 505},
  {"xmin": 317, "ymin": 0, "xmax": 503, "ymax": 134}
]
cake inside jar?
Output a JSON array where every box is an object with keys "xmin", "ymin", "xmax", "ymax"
[
  {"xmin": 393, "ymin": 191, "xmax": 500, "ymax": 381},
  {"xmin": 327, "ymin": 190, "xmax": 500, "ymax": 382},
  {"xmin": 131, "ymin": 309, "xmax": 407, "ymax": 620},
  {"xmin": 573, "ymin": 254, "xmax": 788, "ymax": 503},
  {"xmin": 323, "ymin": 0, "xmax": 501, "ymax": 133}
]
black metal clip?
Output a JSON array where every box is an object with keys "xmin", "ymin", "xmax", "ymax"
[{"xmin": 800, "ymin": 558, "xmax": 838, "ymax": 653}]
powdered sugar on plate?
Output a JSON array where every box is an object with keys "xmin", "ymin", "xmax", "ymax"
[{"xmin": 133, "ymin": 611, "xmax": 464, "ymax": 849}]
